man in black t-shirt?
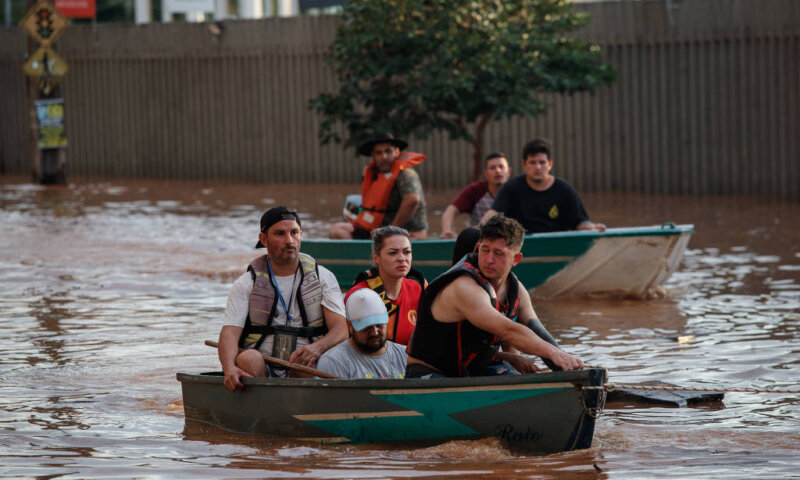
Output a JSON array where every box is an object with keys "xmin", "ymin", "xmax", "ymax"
[{"xmin": 480, "ymin": 138, "xmax": 605, "ymax": 233}]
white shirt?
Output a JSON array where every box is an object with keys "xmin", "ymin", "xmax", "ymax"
[{"xmin": 221, "ymin": 263, "xmax": 345, "ymax": 355}]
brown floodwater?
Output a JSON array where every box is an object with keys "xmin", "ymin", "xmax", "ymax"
[{"xmin": 1, "ymin": 174, "xmax": 798, "ymax": 479}]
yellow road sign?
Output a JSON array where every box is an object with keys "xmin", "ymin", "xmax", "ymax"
[
  {"xmin": 23, "ymin": 46, "xmax": 68, "ymax": 95},
  {"xmin": 20, "ymin": 0, "xmax": 69, "ymax": 47},
  {"xmin": 23, "ymin": 46, "xmax": 68, "ymax": 77}
]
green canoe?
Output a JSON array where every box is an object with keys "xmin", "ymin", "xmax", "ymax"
[
  {"xmin": 178, "ymin": 367, "xmax": 606, "ymax": 454},
  {"xmin": 303, "ymin": 223, "xmax": 693, "ymax": 297}
]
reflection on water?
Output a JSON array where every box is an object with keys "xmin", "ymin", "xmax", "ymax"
[{"xmin": 1, "ymin": 175, "xmax": 799, "ymax": 478}]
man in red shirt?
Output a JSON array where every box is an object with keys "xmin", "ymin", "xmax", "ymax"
[{"xmin": 440, "ymin": 152, "xmax": 510, "ymax": 239}]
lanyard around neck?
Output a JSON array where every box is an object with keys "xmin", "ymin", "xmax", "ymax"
[{"xmin": 267, "ymin": 258, "xmax": 299, "ymax": 323}]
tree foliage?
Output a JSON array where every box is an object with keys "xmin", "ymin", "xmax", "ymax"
[{"xmin": 310, "ymin": 0, "xmax": 617, "ymax": 179}]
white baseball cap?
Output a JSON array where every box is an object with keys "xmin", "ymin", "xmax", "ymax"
[{"xmin": 346, "ymin": 289, "xmax": 389, "ymax": 332}]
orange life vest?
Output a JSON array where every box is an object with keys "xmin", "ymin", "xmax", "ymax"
[
  {"xmin": 346, "ymin": 266, "xmax": 427, "ymax": 346},
  {"xmin": 353, "ymin": 152, "xmax": 426, "ymax": 232}
]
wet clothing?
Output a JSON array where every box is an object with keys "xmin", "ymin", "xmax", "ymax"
[
  {"xmin": 450, "ymin": 181, "xmax": 495, "ymax": 227},
  {"xmin": 491, "ymin": 176, "xmax": 590, "ymax": 233},
  {"xmin": 317, "ymin": 340, "xmax": 407, "ymax": 379},
  {"xmin": 407, "ymin": 254, "xmax": 520, "ymax": 377},
  {"xmin": 346, "ymin": 267, "xmax": 426, "ymax": 346}
]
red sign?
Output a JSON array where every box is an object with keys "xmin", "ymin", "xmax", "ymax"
[{"xmin": 54, "ymin": 0, "xmax": 95, "ymax": 18}]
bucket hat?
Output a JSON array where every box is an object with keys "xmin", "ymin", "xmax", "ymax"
[{"xmin": 357, "ymin": 133, "xmax": 408, "ymax": 157}]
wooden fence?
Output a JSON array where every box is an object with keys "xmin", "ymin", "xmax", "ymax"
[{"xmin": 0, "ymin": 0, "xmax": 798, "ymax": 199}]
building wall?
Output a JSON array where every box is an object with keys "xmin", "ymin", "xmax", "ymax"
[{"xmin": 1, "ymin": 0, "xmax": 798, "ymax": 198}]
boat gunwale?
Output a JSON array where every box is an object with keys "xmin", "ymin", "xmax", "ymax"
[
  {"xmin": 301, "ymin": 224, "xmax": 695, "ymax": 244},
  {"xmin": 177, "ymin": 368, "xmax": 605, "ymax": 390}
]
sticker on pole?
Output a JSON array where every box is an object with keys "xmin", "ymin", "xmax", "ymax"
[{"xmin": 35, "ymin": 98, "xmax": 68, "ymax": 149}]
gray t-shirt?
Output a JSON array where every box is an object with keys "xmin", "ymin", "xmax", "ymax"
[{"xmin": 316, "ymin": 340, "xmax": 407, "ymax": 379}]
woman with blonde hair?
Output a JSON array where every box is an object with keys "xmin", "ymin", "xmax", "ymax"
[{"xmin": 344, "ymin": 226, "xmax": 426, "ymax": 346}]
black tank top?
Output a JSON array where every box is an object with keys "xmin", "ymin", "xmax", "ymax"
[{"xmin": 408, "ymin": 254, "xmax": 519, "ymax": 377}]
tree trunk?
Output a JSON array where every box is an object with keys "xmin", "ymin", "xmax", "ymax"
[
  {"xmin": 470, "ymin": 113, "xmax": 493, "ymax": 182},
  {"xmin": 470, "ymin": 138, "xmax": 483, "ymax": 182}
]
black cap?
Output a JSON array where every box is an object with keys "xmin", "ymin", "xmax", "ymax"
[
  {"xmin": 255, "ymin": 206, "xmax": 301, "ymax": 248},
  {"xmin": 357, "ymin": 133, "xmax": 408, "ymax": 157}
]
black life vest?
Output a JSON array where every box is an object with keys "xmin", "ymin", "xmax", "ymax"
[{"xmin": 408, "ymin": 253, "xmax": 520, "ymax": 377}]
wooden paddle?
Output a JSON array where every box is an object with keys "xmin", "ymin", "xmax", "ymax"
[{"xmin": 204, "ymin": 340, "xmax": 339, "ymax": 379}]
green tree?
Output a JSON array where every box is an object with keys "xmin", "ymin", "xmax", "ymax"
[{"xmin": 310, "ymin": 0, "xmax": 617, "ymax": 180}]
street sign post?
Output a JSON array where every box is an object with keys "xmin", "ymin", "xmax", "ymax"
[{"xmin": 20, "ymin": 0, "xmax": 70, "ymax": 184}]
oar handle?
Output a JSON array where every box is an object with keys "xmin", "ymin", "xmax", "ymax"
[{"xmin": 204, "ymin": 340, "xmax": 339, "ymax": 379}]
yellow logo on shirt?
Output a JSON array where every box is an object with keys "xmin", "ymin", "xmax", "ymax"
[
  {"xmin": 548, "ymin": 205, "xmax": 559, "ymax": 219},
  {"xmin": 408, "ymin": 310, "xmax": 417, "ymax": 326}
]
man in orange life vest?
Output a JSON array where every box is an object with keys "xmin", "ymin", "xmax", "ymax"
[{"xmin": 330, "ymin": 133, "xmax": 429, "ymax": 240}]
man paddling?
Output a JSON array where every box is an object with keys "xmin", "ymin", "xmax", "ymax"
[
  {"xmin": 218, "ymin": 206, "xmax": 348, "ymax": 391},
  {"xmin": 406, "ymin": 214, "xmax": 584, "ymax": 378}
]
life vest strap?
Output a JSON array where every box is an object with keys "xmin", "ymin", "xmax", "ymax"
[
  {"xmin": 247, "ymin": 324, "xmax": 327, "ymax": 339},
  {"xmin": 359, "ymin": 205, "xmax": 389, "ymax": 214}
]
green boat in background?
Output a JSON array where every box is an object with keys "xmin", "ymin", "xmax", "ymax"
[
  {"xmin": 178, "ymin": 368, "xmax": 607, "ymax": 454},
  {"xmin": 303, "ymin": 223, "xmax": 694, "ymax": 297}
]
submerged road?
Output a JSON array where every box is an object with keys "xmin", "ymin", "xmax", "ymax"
[{"xmin": 1, "ymin": 175, "xmax": 798, "ymax": 479}]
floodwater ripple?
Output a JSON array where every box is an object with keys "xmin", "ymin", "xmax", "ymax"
[{"xmin": 1, "ymin": 176, "xmax": 799, "ymax": 479}]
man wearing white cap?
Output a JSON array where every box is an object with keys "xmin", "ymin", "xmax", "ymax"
[{"xmin": 316, "ymin": 289, "xmax": 408, "ymax": 379}]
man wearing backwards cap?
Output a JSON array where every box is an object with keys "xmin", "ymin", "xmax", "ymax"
[
  {"xmin": 316, "ymin": 289, "xmax": 407, "ymax": 379},
  {"xmin": 218, "ymin": 206, "xmax": 348, "ymax": 391},
  {"xmin": 329, "ymin": 133, "xmax": 429, "ymax": 240}
]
